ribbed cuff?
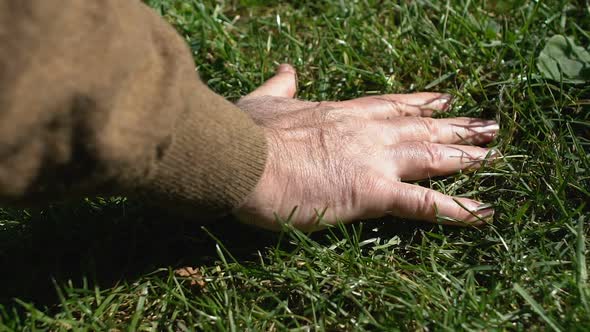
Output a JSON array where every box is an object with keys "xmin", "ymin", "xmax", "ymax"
[{"xmin": 145, "ymin": 93, "xmax": 267, "ymax": 218}]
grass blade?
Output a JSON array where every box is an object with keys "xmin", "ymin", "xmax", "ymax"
[{"xmin": 513, "ymin": 283, "xmax": 562, "ymax": 332}]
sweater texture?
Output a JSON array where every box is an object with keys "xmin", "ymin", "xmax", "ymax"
[{"xmin": 0, "ymin": 0, "xmax": 267, "ymax": 216}]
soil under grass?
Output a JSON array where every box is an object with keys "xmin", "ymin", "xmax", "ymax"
[{"xmin": 1, "ymin": 0, "xmax": 589, "ymax": 330}]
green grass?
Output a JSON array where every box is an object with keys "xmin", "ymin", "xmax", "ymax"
[{"xmin": 1, "ymin": 0, "xmax": 590, "ymax": 330}]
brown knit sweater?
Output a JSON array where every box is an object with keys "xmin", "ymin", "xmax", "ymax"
[{"xmin": 0, "ymin": 1, "xmax": 267, "ymax": 216}]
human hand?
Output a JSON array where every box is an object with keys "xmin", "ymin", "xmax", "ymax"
[{"xmin": 234, "ymin": 64, "xmax": 498, "ymax": 231}]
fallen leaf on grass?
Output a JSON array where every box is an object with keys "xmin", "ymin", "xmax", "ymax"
[{"xmin": 175, "ymin": 267, "xmax": 206, "ymax": 288}]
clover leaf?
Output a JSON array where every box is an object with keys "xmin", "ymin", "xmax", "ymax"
[{"xmin": 537, "ymin": 35, "xmax": 590, "ymax": 84}]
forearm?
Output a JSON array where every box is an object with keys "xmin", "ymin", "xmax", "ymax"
[{"xmin": 0, "ymin": 0, "xmax": 267, "ymax": 215}]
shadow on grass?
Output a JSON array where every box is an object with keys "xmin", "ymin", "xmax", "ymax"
[
  {"xmin": 0, "ymin": 198, "xmax": 279, "ymax": 308},
  {"xmin": 0, "ymin": 198, "xmax": 432, "ymax": 310}
]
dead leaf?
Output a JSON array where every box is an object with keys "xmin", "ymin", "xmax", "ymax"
[{"xmin": 175, "ymin": 267, "xmax": 206, "ymax": 288}]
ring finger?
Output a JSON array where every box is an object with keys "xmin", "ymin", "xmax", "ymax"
[
  {"xmin": 390, "ymin": 142, "xmax": 497, "ymax": 181},
  {"xmin": 377, "ymin": 117, "xmax": 499, "ymax": 145}
]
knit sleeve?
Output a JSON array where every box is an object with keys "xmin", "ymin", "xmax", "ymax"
[{"xmin": 0, "ymin": 0, "xmax": 267, "ymax": 215}]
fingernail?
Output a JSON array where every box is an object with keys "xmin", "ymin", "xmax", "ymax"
[
  {"xmin": 477, "ymin": 120, "xmax": 500, "ymax": 133},
  {"xmin": 278, "ymin": 64, "xmax": 295, "ymax": 74},
  {"xmin": 472, "ymin": 148, "xmax": 500, "ymax": 163},
  {"xmin": 477, "ymin": 207, "xmax": 495, "ymax": 219},
  {"xmin": 467, "ymin": 203, "xmax": 495, "ymax": 224},
  {"xmin": 487, "ymin": 148, "xmax": 501, "ymax": 160},
  {"xmin": 422, "ymin": 94, "xmax": 453, "ymax": 111},
  {"xmin": 473, "ymin": 203, "xmax": 493, "ymax": 212}
]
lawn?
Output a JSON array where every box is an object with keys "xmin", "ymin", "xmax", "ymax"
[{"xmin": 1, "ymin": 0, "xmax": 590, "ymax": 330}]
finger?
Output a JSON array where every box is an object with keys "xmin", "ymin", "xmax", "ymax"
[
  {"xmin": 383, "ymin": 182, "xmax": 494, "ymax": 226},
  {"xmin": 245, "ymin": 64, "xmax": 297, "ymax": 99},
  {"xmin": 381, "ymin": 117, "xmax": 499, "ymax": 145},
  {"xmin": 390, "ymin": 142, "xmax": 496, "ymax": 181},
  {"xmin": 333, "ymin": 92, "xmax": 452, "ymax": 119}
]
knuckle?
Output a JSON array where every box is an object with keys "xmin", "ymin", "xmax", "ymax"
[
  {"xmin": 420, "ymin": 142, "xmax": 443, "ymax": 169},
  {"xmin": 421, "ymin": 190, "xmax": 438, "ymax": 215},
  {"xmin": 385, "ymin": 100, "xmax": 404, "ymax": 115},
  {"xmin": 419, "ymin": 118, "xmax": 439, "ymax": 140}
]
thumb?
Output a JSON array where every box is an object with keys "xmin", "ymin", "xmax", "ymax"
[{"xmin": 245, "ymin": 64, "xmax": 297, "ymax": 99}]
